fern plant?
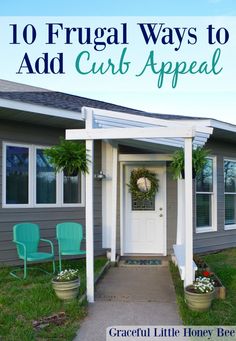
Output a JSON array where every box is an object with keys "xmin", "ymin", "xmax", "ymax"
[
  {"xmin": 44, "ymin": 138, "xmax": 89, "ymax": 176},
  {"xmin": 170, "ymin": 147, "xmax": 210, "ymax": 180}
]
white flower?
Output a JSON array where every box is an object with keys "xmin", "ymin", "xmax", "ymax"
[
  {"xmin": 55, "ymin": 268, "xmax": 79, "ymax": 282},
  {"xmin": 193, "ymin": 276, "xmax": 214, "ymax": 293}
]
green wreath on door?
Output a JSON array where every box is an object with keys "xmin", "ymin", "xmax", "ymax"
[{"xmin": 127, "ymin": 168, "xmax": 159, "ymax": 200}]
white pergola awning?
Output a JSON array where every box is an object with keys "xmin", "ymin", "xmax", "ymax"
[{"xmin": 66, "ymin": 107, "xmax": 213, "ymax": 149}]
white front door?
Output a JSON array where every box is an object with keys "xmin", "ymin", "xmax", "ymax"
[{"xmin": 123, "ymin": 165, "xmax": 166, "ymax": 254}]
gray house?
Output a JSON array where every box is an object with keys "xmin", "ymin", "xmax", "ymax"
[{"xmin": 0, "ymin": 79, "xmax": 236, "ymax": 301}]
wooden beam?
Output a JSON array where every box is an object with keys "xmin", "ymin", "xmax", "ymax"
[
  {"xmin": 184, "ymin": 138, "xmax": 194, "ymax": 287},
  {"xmin": 110, "ymin": 146, "xmax": 118, "ymax": 262},
  {"xmin": 85, "ymin": 108, "xmax": 95, "ymax": 303},
  {"xmin": 66, "ymin": 127, "xmax": 195, "ymax": 141}
]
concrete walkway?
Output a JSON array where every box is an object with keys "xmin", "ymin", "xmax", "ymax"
[{"xmin": 74, "ymin": 264, "xmax": 181, "ymax": 341}]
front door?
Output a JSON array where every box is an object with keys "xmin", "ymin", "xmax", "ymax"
[{"xmin": 123, "ymin": 165, "xmax": 166, "ymax": 254}]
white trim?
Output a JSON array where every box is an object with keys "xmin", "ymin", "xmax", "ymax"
[
  {"xmin": 196, "ymin": 226, "xmax": 217, "ymax": 233},
  {"xmin": 224, "ymin": 158, "xmax": 236, "ymax": 230},
  {"xmin": 0, "ymin": 98, "xmax": 83, "ymax": 122},
  {"xmin": 86, "ymin": 138, "xmax": 94, "ymax": 303},
  {"xmin": 224, "ymin": 157, "xmax": 236, "ymax": 163},
  {"xmin": 184, "ymin": 138, "xmax": 194, "ymax": 287},
  {"xmin": 211, "ymin": 156, "xmax": 218, "ymax": 231},
  {"xmin": 29, "ymin": 145, "xmax": 34, "ymax": 206},
  {"xmin": 210, "ymin": 119, "xmax": 236, "ymax": 134},
  {"xmin": 176, "ymin": 179, "xmax": 185, "ymax": 245},
  {"xmin": 224, "ymin": 224, "xmax": 236, "ymax": 231},
  {"xmin": 120, "ymin": 162, "xmax": 125, "ymax": 256},
  {"xmin": 57, "ymin": 171, "xmax": 63, "ymax": 208},
  {"xmin": 162, "ymin": 164, "xmax": 167, "ymax": 256},
  {"xmin": 171, "ymin": 119, "xmax": 212, "ymax": 127},
  {"xmin": 111, "ymin": 146, "xmax": 118, "ymax": 262},
  {"xmin": 2, "ymin": 142, "xmax": 85, "ymax": 208},
  {"xmin": 196, "ymin": 156, "xmax": 217, "ymax": 233},
  {"xmin": 2, "ymin": 142, "xmax": 6, "ymax": 208},
  {"xmin": 119, "ymin": 154, "xmax": 173, "ymax": 162},
  {"xmin": 66, "ymin": 126, "xmax": 196, "ymax": 140},
  {"xmin": 173, "ymin": 244, "xmax": 197, "ymax": 280},
  {"xmin": 85, "ymin": 108, "xmax": 95, "ymax": 303}
]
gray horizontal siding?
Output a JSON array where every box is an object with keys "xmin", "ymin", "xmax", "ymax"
[{"xmin": 0, "ymin": 118, "xmax": 104, "ymax": 265}]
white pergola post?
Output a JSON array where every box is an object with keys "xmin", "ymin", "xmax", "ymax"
[
  {"xmin": 184, "ymin": 138, "xmax": 194, "ymax": 287},
  {"xmin": 85, "ymin": 108, "xmax": 95, "ymax": 303},
  {"xmin": 110, "ymin": 146, "xmax": 118, "ymax": 262},
  {"xmin": 176, "ymin": 179, "xmax": 185, "ymax": 245}
]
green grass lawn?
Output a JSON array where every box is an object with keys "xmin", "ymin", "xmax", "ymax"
[
  {"xmin": 0, "ymin": 256, "xmax": 107, "ymax": 341},
  {"xmin": 170, "ymin": 248, "xmax": 236, "ymax": 325}
]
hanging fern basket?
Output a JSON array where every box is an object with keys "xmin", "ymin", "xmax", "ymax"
[{"xmin": 127, "ymin": 168, "xmax": 159, "ymax": 200}]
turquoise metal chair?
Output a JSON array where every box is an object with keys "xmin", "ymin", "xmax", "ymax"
[
  {"xmin": 10, "ymin": 223, "xmax": 55, "ymax": 279},
  {"xmin": 56, "ymin": 222, "xmax": 86, "ymax": 272}
]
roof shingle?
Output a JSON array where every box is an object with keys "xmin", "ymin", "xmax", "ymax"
[{"xmin": 0, "ymin": 79, "xmax": 204, "ymax": 120}]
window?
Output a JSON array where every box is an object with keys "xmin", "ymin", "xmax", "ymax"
[
  {"xmin": 6, "ymin": 145, "xmax": 29, "ymax": 204},
  {"xmin": 3, "ymin": 143, "xmax": 84, "ymax": 207},
  {"xmin": 196, "ymin": 157, "xmax": 217, "ymax": 233},
  {"xmin": 36, "ymin": 148, "xmax": 56, "ymax": 204},
  {"xmin": 63, "ymin": 174, "xmax": 82, "ymax": 204},
  {"xmin": 224, "ymin": 159, "xmax": 236, "ymax": 229},
  {"xmin": 132, "ymin": 195, "xmax": 155, "ymax": 211}
]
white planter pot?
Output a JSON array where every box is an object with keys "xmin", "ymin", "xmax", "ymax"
[{"xmin": 52, "ymin": 278, "xmax": 80, "ymax": 300}]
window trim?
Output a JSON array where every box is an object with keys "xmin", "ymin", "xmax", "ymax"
[
  {"xmin": 224, "ymin": 158, "xmax": 236, "ymax": 230},
  {"xmin": 2, "ymin": 142, "xmax": 85, "ymax": 208},
  {"xmin": 196, "ymin": 156, "xmax": 217, "ymax": 234}
]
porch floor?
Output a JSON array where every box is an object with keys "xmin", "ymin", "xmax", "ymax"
[{"xmin": 75, "ymin": 262, "xmax": 181, "ymax": 341}]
